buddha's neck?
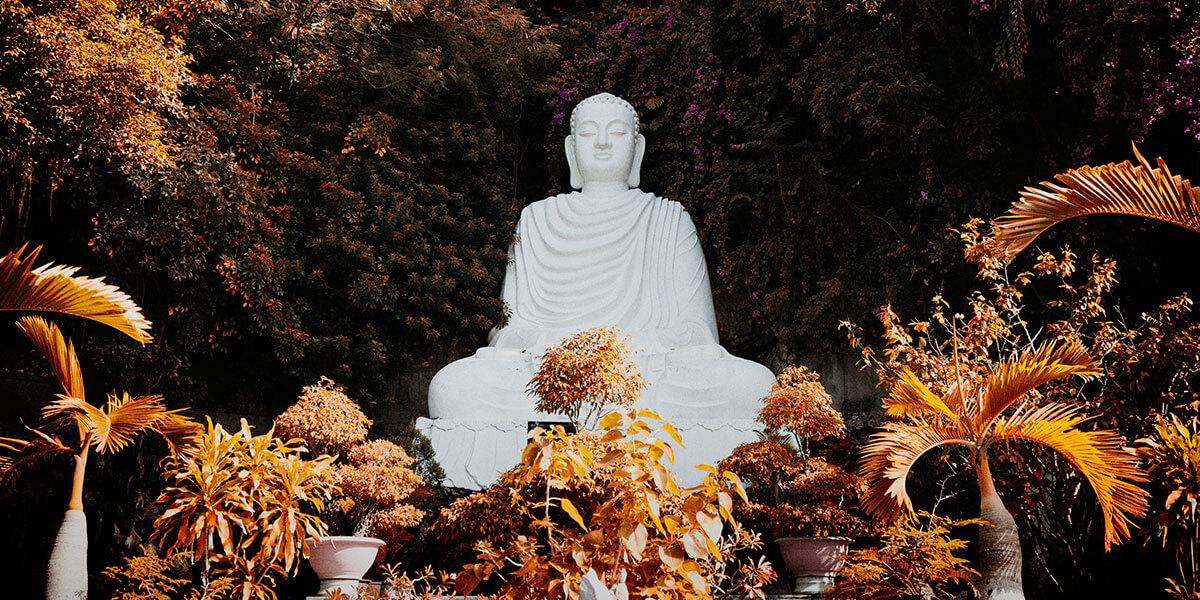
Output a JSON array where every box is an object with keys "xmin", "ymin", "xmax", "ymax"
[{"xmin": 580, "ymin": 181, "xmax": 630, "ymax": 195}]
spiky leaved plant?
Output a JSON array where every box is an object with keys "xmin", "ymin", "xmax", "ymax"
[
  {"xmin": 859, "ymin": 340, "xmax": 1149, "ymax": 600},
  {"xmin": 0, "ymin": 245, "xmax": 200, "ymax": 600}
]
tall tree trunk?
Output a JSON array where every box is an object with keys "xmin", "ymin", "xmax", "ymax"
[
  {"xmin": 977, "ymin": 454, "xmax": 1024, "ymax": 600},
  {"xmin": 47, "ymin": 449, "xmax": 89, "ymax": 600}
]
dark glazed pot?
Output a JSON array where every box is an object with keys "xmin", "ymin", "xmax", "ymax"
[{"xmin": 775, "ymin": 535, "xmax": 852, "ymax": 578}]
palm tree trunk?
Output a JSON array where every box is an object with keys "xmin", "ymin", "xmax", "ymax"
[
  {"xmin": 977, "ymin": 453, "xmax": 1024, "ymax": 600},
  {"xmin": 47, "ymin": 448, "xmax": 89, "ymax": 600}
]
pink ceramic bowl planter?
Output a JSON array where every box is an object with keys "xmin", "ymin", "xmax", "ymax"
[
  {"xmin": 307, "ymin": 536, "xmax": 386, "ymax": 598},
  {"xmin": 775, "ymin": 536, "xmax": 852, "ymax": 593}
]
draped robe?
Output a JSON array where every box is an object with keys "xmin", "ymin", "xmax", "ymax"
[
  {"xmin": 421, "ymin": 189, "xmax": 775, "ymax": 488},
  {"xmin": 427, "ymin": 189, "xmax": 774, "ymax": 421},
  {"xmin": 489, "ymin": 189, "xmax": 717, "ymax": 355}
]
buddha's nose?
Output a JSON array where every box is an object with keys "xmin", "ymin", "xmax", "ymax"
[{"xmin": 596, "ymin": 131, "xmax": 611, "ymax": 148}]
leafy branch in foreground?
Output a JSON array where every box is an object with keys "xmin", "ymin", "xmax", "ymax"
[{"xmin": 826, "ymin": 512, "xmax": 984, "ymax": 600}]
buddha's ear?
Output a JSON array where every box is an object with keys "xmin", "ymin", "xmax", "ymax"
[
  {"xmin": 627, "ymin": 133, "xmax": 646, "ymax": 189},
  {"xmin": 565, "ymin": 135, "xmax": 582, "ymax": 190}
]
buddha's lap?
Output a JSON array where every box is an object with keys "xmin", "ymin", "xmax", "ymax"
[{"xmin": 427, "ymin": 348, "xmax": 772, "ymax": 421}]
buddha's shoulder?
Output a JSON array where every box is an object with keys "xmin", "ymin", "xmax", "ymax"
[{"xmin": 522, "ymin": 191, "xmax": 684, "ymax": 213}]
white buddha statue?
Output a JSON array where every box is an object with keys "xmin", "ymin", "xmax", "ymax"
[{"xmin": 417, "ymin": 93, "xmax": 774, "ymax": 488}]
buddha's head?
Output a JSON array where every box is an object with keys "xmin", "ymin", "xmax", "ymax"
[{"xmin": 566, "ymin": 93, "xmax": 646, "ymax": 191}]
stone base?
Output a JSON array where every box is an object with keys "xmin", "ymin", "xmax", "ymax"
[
  {"xmin": 416, "ymin": 417, "xmax": 761, "ymax": 489},
  {"xmin": 310, "ymin": 579, "xmax": 376, "ymax": 600},
  {"xmin": 791, "ymin": 575, "xmax": 834, "ymax": 597}
]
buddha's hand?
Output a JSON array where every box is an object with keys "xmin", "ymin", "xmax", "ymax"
[
  {"xmin": 639, "ymin": 322, "xmax": 717, "ymax": 353},
  {"xmin": 488, "ymin": 321, "xmax": 545, "ymax": 350},
  {"xmin": 474, "ymin": 347, "xmax": 531, "ymax": 361}
]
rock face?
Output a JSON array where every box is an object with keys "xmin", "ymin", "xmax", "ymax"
[{"xmin": 417, "ymin": 93, "xmax": 774, "ymax": 488}]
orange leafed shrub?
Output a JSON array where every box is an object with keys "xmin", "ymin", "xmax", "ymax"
[
  {"xmin": 443, "ymin": 409, "xmax": 774, "ymax": 600},
  {"xmin": 439, "ymin": 328, "xmax": 772, "ymax": 598},
  {"xmin": 274, "ymin": 377, "xmax": 372, "ymax": 455},
  {"xmin": 718, "ymin": 366, "xmax": 870, "ymax": 539},
  {"xmin": 825, "ymin": 513, "xmax": 983, "ymax": 600},
  {"xmin": 152, "ymin": 419, "xmax": 336, "ymax": 600},
  {"xmin": 529, "ymin": 327, "xmax": 647, "ymax": 428},
  {"xmin": 757, "ymin": 366, "xmax": 845, "ymax": 440},
  {"xmin": 275, "ymin": 378, "xmax": 426, "ymax": 542},
  {"xmin": 336, "ymin": 440, "xmax": 425, "ymax": 525}
]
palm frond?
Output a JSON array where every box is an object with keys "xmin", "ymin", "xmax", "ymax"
[
  {"xmin": 992, "ymin": 403, "xmax": 1149, "ymax": 550},
  {"xmin": 942, "ymin": 380, "xmax": 970, "ymax": 420},
  {"xmin": 149, "ymin": 411, "xmax": 203, "ymax": 458},
  {"xmin": 859, "ymin": 421, "xmax": 974, "ymax": 523},
  {"xmin": 0, "ymin": 430, "xmax": 69, "ymax": 484},
  {"xmin": 98, "ymin": 393, "xmax": 171, "ymax": 454},
  {"xmin": 884, "ymin": 369, "xmax": 959, "ymax": 422},
  {"xmin": 15, "ymin": 315, "xmax": 85, "ymax": 401},
  {"xmin": 42, "ymin": 396, "xmax": 107, "ymax": 449},
  {"xmin": 0, "ymin": 244, "xmax": 152, "ymax": 342},
  {"xmin": 976, "ymin": 340, "xmax": 1100, "ymax": 433},
  {"xmin": 995, "ymin": 144, "xmax": 1200, "ymax": 262}
]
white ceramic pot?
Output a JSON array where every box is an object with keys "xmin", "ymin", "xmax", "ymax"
[{"xmin": 306, "ymin": 536, "xmax": 386, "ymax": 598}]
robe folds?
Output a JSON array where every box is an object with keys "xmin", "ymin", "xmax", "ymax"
[
  {"xmin": 420, "ymin": 188, "xmax": 776, "ymax": 488},
  {"xmin": 490, "ymin": 189, "xmax": 718, "ymax": 355}
]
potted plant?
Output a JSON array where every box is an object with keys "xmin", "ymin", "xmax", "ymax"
[
  {"xmin": 274, "ymin": 377, "xmax": 425, "ymax": 598},
  {"xmin": 153, "ymin": 418, "xmax": 337, "ymax": 598},
  {"xmin": 719, "ymin": 366, "xmax": 872, "ymax": 593}
]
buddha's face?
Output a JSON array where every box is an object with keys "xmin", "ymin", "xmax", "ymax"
[{"xmin": 566, "ymin": 101, "xmax": 645, "ymax": 190}]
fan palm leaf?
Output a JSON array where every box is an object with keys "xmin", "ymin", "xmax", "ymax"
[
  {"xmin": 0, "ymin": 244, "xmax": 152, "ymax": 342},
  {"xmin": 975, "ymin": 340, "xmax": 1100, "ymax": 433},
  {"xmin": 991, "ymin": 403, "xmax": 1149, "ymax": 549},
  {"xmin": 995, "ymin": 144, "xmax": 1200, "ymax": 261},
  {"xmin": 859, "ymin": 421, "xmax": 973, "ymax": 523},
  {"xmin": 17, "ymin": 314, "xmax": 199, "ymax": 457},
  {"xmin": 15, "ymin": 315, "xmax": 85, "ymax": 401},
  {"xmin": 97, "ymin": 393, "xmax": 173, "ymax": 454}
]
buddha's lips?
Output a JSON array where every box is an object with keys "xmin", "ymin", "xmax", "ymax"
[{"xmin": 594, "ymin": 152, "xmax": 612, "ymax": 160}]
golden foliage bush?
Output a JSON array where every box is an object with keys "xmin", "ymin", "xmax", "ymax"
[
  {"xmin": 757, "ymin": 366, "xmax": 845, "ymax": 440},
  {"xmin": 718, "ymin": 367, "xmax": 869, "ymax": 539},
  {"xmin": 441, "ymin": 328, "xmax": 771, "ymax": 599},
  {"xmin": 152, "ymin": 419, "xmax": 336, "ymax": 600},
  {"xmin": 276, "ymin": 378, "xmax": 426, "ymax": 542},
  {"xmin": 336, "ymin": 440, "xmax": 425, "ymax": 527},
  {"xmin": 825, "ymin": 513, "xmax": 983, "ymax": 600},
  {"xmin": 100, "ymin": 549, "xmax": 200, "ymax": 600},
  {"xmin": 443, "ymin": 410, "xmax": 773, "ymax": 600},
  {"xmin": 273, "ymin": 377, "xmax": 372, "ymax": 455},
  {"xmin": 529, "ymin": 327, "xmax": 647, "ymax": 429}
]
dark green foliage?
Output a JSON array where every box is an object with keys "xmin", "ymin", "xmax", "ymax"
[
  {"xmin": 89, "ymin": 0, "xmax": 558, "ymax": 407},
  {"xmin": 546, "ymin": 0, "xmax": 1200, "ymax": 354}
]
